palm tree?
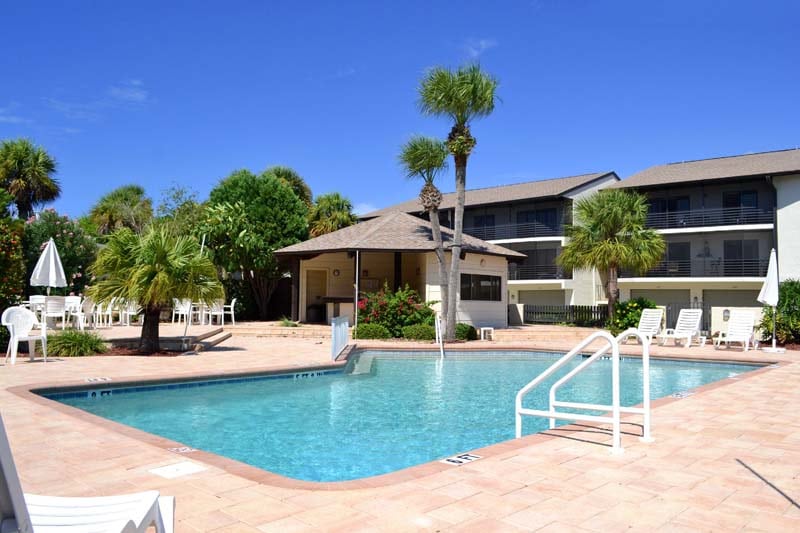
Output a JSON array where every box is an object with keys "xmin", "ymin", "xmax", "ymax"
[
  {"xmin": 557, "ymin": 190, "xmax": 665, "ymax": 318},
  {"xmin": 308, "ymin": 193, "xmax": 358, "ymax": 237},
  {"xmin": 0, "ymin": 138, "xmax": 60, "ymax": 219},
  {"xmin": 88, "ymin": 227, "xmax": 223, "ymax": 353},
  {"xmin": 268, "ymin": 166, "xmax": 313, "ymax": 208},
  {"xmin": 419, "ymin": 64, "xmax": 498, "ymax": 339},
  {"xmin": 399, "ymin": 136, "xmax": 450, "ymax": 321},
  {"xmin": 89, "ymin": 185, "xmax": 153, "ymax": 235}
]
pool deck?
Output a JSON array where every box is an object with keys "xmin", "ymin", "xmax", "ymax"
[{"xmin": 2, "ymin": 330, "xmax": 799, "ymax": 531}]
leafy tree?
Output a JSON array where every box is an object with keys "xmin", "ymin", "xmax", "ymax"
[
  {"xmin": 89, "ymin": 184, "xmax": 153, "ymax": 235},
  {"xmin": 557, "ymin": 190, "xmax": 665, "ymax": 317},
  {"xmin": 268, "ymin": 166, "xmax": 312, "ymax": 208},
  {"xmin": 418, "ymin": 64, "xmax": 498, "ymax": 340},
  {"xmin": 155, "ymin": 184, "xmax": 204, "ymax": 235},
  {"xmin": 202, "ymin": 169, "xmax": 308, "ymax": 319},
  {"xmin": 22, "ymin": 209, "xmax": 97, "ymax": 295},
  {"xmin": 758, "ymin": 280, "xmax": 800, "ymax": 345},
  {"xmin": 307, "ymin": 192, "xmax": 358, "ymax": 237},
  {"xmin": 399, "ymin": 135, "xmax": 450, "ymax": 321},
  {"xmin": 0, "ymin": 192, "xmax": 25, "ymax": 348},
  {"xmin": 0, "ymin": 138, "xmax": 60, "ymax": 219},
  {"xmin": 88, "ymin": 227, "xmax": 223, "ymax": 353}
]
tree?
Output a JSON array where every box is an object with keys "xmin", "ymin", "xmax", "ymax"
[
  {"xmin": 89, "ymin": 184, "xmax": 153, "ymax": 235},
  {"xmin": 0, "ymin": 138, "xmax": 60, "ymax": 219},
  {"xmin": 88, "ymin": 227, "xmax": 223, "ymax": 353},
  {"xmin": 22, "ymin": 208, "xmax": 97, "ymax": 295},
  {"xmin": 557, "ymin": 190, "xmax": 665, "ymax": 318},
  {"xmin": 202, "ymin": 169, "xmax": 308, "ymax": 319},
  {"xmin": 418, "ymin": 64, "xmax": 498, "ymax": 340},
  {"xmin": 155, "ymin": 184, "xmax": 204, "ymax": 235},
  {"xmin": 268, "ymin": 166, "xmax": 313, "ymax": 208},
  {"xmin": 399, "ymin": 136, "xmax": 450, "ymax": 321},
  {"xmin": 307, "ymin": 192, "xmax": 358, "ymax": 237}
]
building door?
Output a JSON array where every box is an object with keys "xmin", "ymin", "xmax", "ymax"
[{"xmin": 305, "ymin": 270, "xmax": 327, "ymax": 323}]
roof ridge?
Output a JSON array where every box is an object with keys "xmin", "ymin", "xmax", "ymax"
[
  {"xmin": 664, "ymin": 147, "xmax": 800, "ymax": 167},
  {"xmin": 439, "ymin": 171, "xmax": 608, "ymax": 195},
  {"xmin": 351, "ymin": 211, "xmax": 402, "ymax": 248}
]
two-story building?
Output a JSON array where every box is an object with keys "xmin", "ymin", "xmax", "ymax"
[
  {"xmin": 363, "ymin": 171, "xmax": 620, "ymax": 308},
  {"xmin": 610, "ymin": 149, "xmax": 800, "ymax": 319}
]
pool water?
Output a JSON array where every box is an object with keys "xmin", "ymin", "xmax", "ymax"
[{"xmin": 52, "ymin": 351, "xmax": 755, "ymax": 482}]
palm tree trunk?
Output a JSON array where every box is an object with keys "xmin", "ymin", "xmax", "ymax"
[
  {"xmin": 429, "ymin": 207, "xmax": 449, "ymax": 321},
  {"xmin": 607, "ymin": 265, "xmax": 619, "ymax": 319},
  {"xmin": 140, "ymin": 305, "xmax": 161, "ymax": 353},
  {"xmin": 446, "ymin": 154, "xmax": 467, "ymax": 340}
]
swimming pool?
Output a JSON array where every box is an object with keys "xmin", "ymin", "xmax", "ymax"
[{"xmin": 47, "ymin": 351, "xmax": 756, "ymax": 482}]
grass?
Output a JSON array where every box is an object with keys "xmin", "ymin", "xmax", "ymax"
[{"xmin": 279, "ymin": 316, "xmax": 299, "ymax": 327}]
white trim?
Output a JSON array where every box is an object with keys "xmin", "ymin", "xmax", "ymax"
[
  {"xmin": 508, "ymin": 279, "xmax": 566, "ymax": 287},
  {"xmin": 657, "ymin": 223, "xmax": 773, "ymax": 235},
  {"xmin": 619, "ymin": 277, "xmax": 765, "ymax": 284},
  {"xmin": 488, "ymin": 236, "xmax": 566, "ymax": 245}
]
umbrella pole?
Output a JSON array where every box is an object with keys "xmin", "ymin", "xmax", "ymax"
[{"xmin": 772, "ymin": 305, "xmax": 777, "ymax": 350}]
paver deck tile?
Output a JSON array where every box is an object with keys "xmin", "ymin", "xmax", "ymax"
[{"xmin": 1, "ymin": 335, "xmax": 799, "ymax": 530}]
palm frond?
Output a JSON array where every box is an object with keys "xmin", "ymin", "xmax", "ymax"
[
  {"xmin": 398, "ymin": 136, "xmax": 449, "ymax": 183},
  {"xmin": 418, "ymin": 64, "xmax": 498, "ymax": 126}
]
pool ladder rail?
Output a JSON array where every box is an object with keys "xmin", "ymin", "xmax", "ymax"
[{"xmin": 514, "ymin": 328, "xmax": 654, "ymax": 454}]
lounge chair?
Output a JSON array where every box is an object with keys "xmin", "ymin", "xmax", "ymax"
[
  {"xmin": 623, "ymin": 308, "xmax": 663, "ymax": 344},
  {"xmin": 0, "ymin": 414, "xmax": 174, "ymax": 532},
  {"xmin": 657, "ymin": 308, "xmax": 702, "ymax": 348},
  {"xmin": 714, "ymin": 310, "xmax": 757, "ymax": 351},
  {"xmin": 2, "ymin": 307, "xmax": 47, "ymax": 365}
]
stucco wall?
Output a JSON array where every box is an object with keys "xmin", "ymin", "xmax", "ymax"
[{"xmin": 774, "ymin": 173, "xmax": 800, "ymax": 281}]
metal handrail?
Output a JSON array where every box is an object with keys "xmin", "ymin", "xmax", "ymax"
[
  {"xmin": 515, "ymin": 328, "xmax": 653, "ymax": 453},
  {"xmin": 330, "ymin": 316, "xmax": 349, "ymax": 360},
  {"xmin": 434, "ymin": 312, "xmax": 445, "ymax": 360}
]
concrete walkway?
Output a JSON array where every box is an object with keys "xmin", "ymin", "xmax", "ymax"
[{"xmin": 1, "ymin": 334, "xmax": 799, "ymax": 531}]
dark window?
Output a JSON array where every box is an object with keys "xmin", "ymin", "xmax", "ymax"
[
  {"xmin": 666, "ymin": 242, "xmax": 690, "ymax": 276},
  {"xmin": 473, "ymin": 214, "xmax": 495, "ymax": 227},
  {"xmin": 534, "ymin": 208, "xmax": 557, "ymax": 229},
  {"xmin": 667, "ymin": 197, "xmax": 690, "ymax": 212},
  {"xmin": 517, "ymin": 210, "xmax": 536, "ymax": 224},
  {"xmin": 460, "ymin": 274, "xmax": 502, "ymax": 301},
  {"xmin": 723, "ymin": 191, "xmax": 758, "ymax": 209},
  {"xmin": 648, "ymin": 198, "xmax": 667, "ymax": 214},
  {"xmin": 724, "ymin": 239, "xmax": 760, "ymax": 275}
]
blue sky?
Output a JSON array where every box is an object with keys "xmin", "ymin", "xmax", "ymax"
[{"xmin": 2, "ymin": 1, "xmax": 798, "ymax": 218}]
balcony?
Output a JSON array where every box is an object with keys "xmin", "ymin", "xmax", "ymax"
[
  {"xmin": 646, "ymin": 206, "xmax": 773, "ymax": 230},
  {"xmin": 620, "ymin": 258, "xmax": 769, "ymax": 278},
  {"xmin": 463, "ymin": 221, "xmax": 564, "ymax": 241},
  {"xmin": 508, "ymin": 264, "xmax": 569, "ymax": 281}
]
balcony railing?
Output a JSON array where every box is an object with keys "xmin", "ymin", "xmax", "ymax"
[
  {"xmin": 620, "ymin": 258, "xmax": 769, "ymax": 278},
  {"xmin": 646, "ymin": 206, "xmax": 773, "ymax": 230},
  {"xmin": 463, "ymin": 221, "xmax": 564, "ymax": 240},
  {"xmin": 508, "ymin": 264, "xmax": 569, "ymax": 281}
]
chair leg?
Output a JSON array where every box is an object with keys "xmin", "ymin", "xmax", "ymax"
[
  {"xmin": 9, "ymin": 341, "xmax": 18, "ymax": 365},
  {"xmin": 28, "ymin": 340, "xmax": 36, "ymax": 362},
  {"xmin": 41, "ymin": 337, "xmax": 47, "ymax": 362}
]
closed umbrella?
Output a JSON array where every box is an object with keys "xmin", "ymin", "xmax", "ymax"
[
  {"xmin": 30, "ymin": 238, "xmax": 67, "ymax": 295},
  {"xmin": 757, "ymin": 248, "xmax": 783, "ymax": 353}
]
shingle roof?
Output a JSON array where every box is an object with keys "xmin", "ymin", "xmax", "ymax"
[
  {"xmin": 362, "ymin": 172, "xmax": 617, "ymax": 218},
  {"xmin": 275, "ymin": 211, "xmax": 525, "ymax": 259},
  {"xmin": 612, "ymin": 148, "xmax": 800, "ymax": 189}
]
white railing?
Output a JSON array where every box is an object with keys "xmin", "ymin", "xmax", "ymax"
[
  {"xmin": 433, "ymin": 313, "xmax": 445, "ymax": 359},
  {"xmin": 331, "ymin": 316, "xmax": 349, "ymax": 360},
  {"xmin": 514, "ymin": 328, "xmax": 652, "ymax": 454}
]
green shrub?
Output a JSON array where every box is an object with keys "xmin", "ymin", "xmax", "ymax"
[
  {"xmin": 357, "ymin": 284, "xmax": 435, "ymax": 337},
  {"xmin": 354, "ymin": 323, "xmax": 391, "ymax": 339},
  {"xmin": 759, "ymin": 279, "xmax": 800, "ymax": 345},
  {"xmin": 606, "ymin": 298, "xmax": 657, "ymax": 335},
  {"xmin": 455, "ymin": 323, "xmax": 478, "ymax": 341},
  {"xmin": 402, "ymin": 324, "xmax": 436, "ymax": 341},
  {"xmin": 279, "ymin": 316, "xmax": 298, "ymax": 327},
  {"xmin": 48, "ymin": 330, "xmax": 108, "ymax": 357}
]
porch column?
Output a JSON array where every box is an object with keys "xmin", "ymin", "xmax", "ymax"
[
  {"xmin": 289, "ymin": 257, "xmax": 300, "ymax": 321},
  {"xmin": 394, "ymin": 252, "xmax": 402, "ymax": 291}
]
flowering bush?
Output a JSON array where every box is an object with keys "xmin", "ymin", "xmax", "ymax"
[
  {"xmin": 357, "ymin": 284, "xmax": 435, "ymax": 338},
  {"xmin": 606, "ymin": 297, "xmax": 657, "ymax": 335},
  {"xmin": 22, "ymin": 209, "xmax": 98, "ymax": 295},
  {"xmin": 758, "ymin": 279, "xmax": 800, "ymax": 345},
  {"xmin": 0, "ymin": 217, "xmax": 25, "ymax": 349}
]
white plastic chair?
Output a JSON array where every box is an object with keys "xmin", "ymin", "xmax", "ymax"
[
  {"xmin": 206, "ymin": 300, "xmax": 225, "ymax": 325},
  {"xmin": 71, "ymin": 298, "xmax": 96, "ymax": 330},
  {"xmin": 42, "ymin": 296, "xmax": 67, "ymax": 330},
  {"xmin": 657, "ymin": 308, "xmax": 703, "ymax": 348},
  {"xmin": 223, "ymin": 298, "xmax": 237, "ymax": 326},
  {"xmin": 624, "ymin": 308, "xmax": 662, "ymax": 344},
  {"xmin": 64, "ymin": 296, "xmax": 82, "ymax": 319},
  {"xmin": 2, "ymin": 307, "xmax": 47, "ymax": 365},
  {"xmin": 120, "ymin": 300, "xmax": 140, "ymax": 326},
  {"xmin": 0, "ymin": 414, "xmax": 175, "ymax": 533},
  {"xmin": 715, "ymin": 310, "xmax": 757, "ymax": 351},
  {"xmin": 27, "ymin": 296, "xmax": 46, "ymax": 322},
  {"xmin": 171, "ymin": 299, "xmax": 192, "ymax": 324}
]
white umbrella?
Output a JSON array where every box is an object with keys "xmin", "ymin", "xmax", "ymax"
[
  {"xmin": 757, "ymin": 248, "xmax": 783, "ymax": 352},
  {"xmin": 30, "ymin": 238, "xmax": 67, "ymax": 295}
]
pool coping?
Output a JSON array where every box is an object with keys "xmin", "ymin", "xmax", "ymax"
[{"xmin": 7, "ymin": 347, "xmax": 784, "ymax": 491}]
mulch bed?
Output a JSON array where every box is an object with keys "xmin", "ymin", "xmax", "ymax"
[{"xmin": 101, "ymin": 347, "xmax": 183, "ymax": 357}]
